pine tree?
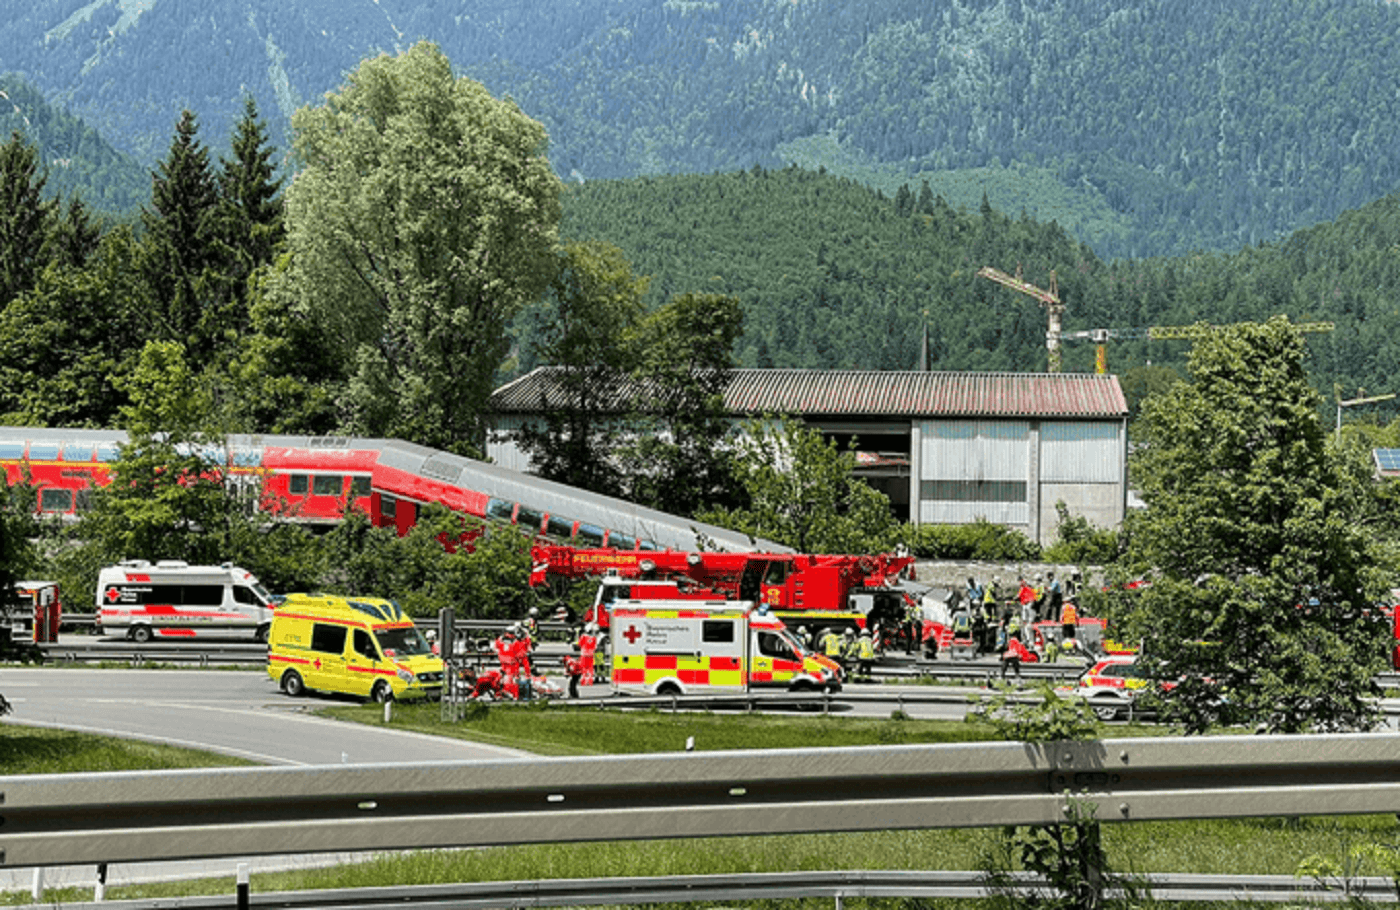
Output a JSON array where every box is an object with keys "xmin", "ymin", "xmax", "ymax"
[
  {"xmin": 216, "ymin": 96, "xmax": 283, "ymax": 296},
  {"xmin": 0, "ymin": 131, "xmax": 58, "ymax": 306},
  {"xmin": 142, "ymin": 110, "xmax": 220, "ymax": 357}
]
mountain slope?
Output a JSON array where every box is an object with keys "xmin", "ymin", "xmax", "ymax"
[
  {"xmin": 0, "ymin": 74, "xmax": 146, "ymax": 212},
  {"xmin": 4, "ymin": 0, "xmax": 1400, "ymax": 258}
]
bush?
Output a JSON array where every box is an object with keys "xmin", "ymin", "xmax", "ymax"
[{"xmin": 902, "ymin": 519, "xmax": 1040, "ymax": 561}]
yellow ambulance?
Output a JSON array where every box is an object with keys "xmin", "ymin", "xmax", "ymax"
[{"xmin": 267, "ymin": 594, "xmax": 444, "ymax": 702}]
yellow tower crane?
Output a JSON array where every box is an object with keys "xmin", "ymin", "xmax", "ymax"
[
  {"xmin": 1062, "ymin": 321, "xmax": 1336, "ymax": 374},
  {"xmin": 977, "ymin": 266, "xmax": 1064, "ymax": 373}
]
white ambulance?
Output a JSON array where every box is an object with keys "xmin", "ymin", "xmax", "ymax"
[
  {"xmin": 608, "ymin": 598, "xmax": 842, "ymax": 696},
  {"xmin": 96, "ymin": 560, "xmax": 276, "ymax": 643}
]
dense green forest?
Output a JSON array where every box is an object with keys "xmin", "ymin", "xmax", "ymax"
[
  {"xmin": 0, "ymin": 75, "xmax": 146, "ymax": 213},
  {"xmin": 5, "ymin": 0, "xmax": 1400, "ymax": 258},
  {"xmin": 553, "ymin": 165, "xmax": 1400, "ymax": 424}
]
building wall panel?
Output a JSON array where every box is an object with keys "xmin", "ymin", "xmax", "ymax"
[{"xmin": 1039, "ymin": 421, "xmax": 1124, "ymax": 483}]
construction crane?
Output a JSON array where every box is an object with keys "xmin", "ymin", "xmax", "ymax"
[
  {"xmin": 1063, "ymin": 321, "xmax": 1336, "ymax": 374},
  {"xmin": 977, "ymin": 266, "xmax": 1064, "ymax": 372}
]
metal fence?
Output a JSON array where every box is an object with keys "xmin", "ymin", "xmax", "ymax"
[{"xmin": 5, "ymin": 732, "xmax": 1400, "ymax": 869}]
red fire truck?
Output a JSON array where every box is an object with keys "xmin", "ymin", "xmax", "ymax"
[{"xmin": 530, "ymin": 544, "xmax": 925, "ymax": 642}]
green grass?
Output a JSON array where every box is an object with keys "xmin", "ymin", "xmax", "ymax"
[
  {"xmin": 4, "ymin": 702, "xmax": 1398, "ymax": 905},
  {"xmin": 0, "ymin": 723, "xmax": 255, "ymax": 774},
  {"xmin": 320, "ymin": 699, "xmax": 1012, "ymax": 754}
]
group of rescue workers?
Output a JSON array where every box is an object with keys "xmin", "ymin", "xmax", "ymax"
[{"xmin": 948, "ymin": 571, "xmax": 1084, "ymax": 681}]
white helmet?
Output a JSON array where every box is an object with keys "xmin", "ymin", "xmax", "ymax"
[{"xmin": 528, "ymin": 607, "xmax": 539, "ymax": 617}]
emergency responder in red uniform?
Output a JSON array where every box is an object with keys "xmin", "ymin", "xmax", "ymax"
[{"xmin": 577, "ymin": 622, "xmax": 599, "ymax": 686}]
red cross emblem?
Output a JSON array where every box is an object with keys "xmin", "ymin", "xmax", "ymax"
[
  {"xmin": 104, "ymin": 586, "xmax": 123, "ymax": 603},
  {"xmin": 623, "ymin": 624, "xmax": 643, "ymax": 645}
]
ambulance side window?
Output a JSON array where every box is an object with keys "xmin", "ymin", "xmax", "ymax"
[
  {"xmin": 701, "ymin": 620, "xmax": 735, "ymax": 644},
  {"xmin": 353, "ymin": 629, "xmax": 378, "ymax": 661},
  {"xmin": 183, "ymin": 585, "xmax": 223, "ymax": 606},
  {"xmin": 310, "ymin": 624, "xmax": 347, "ymax": 654},
  {"xmin": 233, "ymin": 586, "xmax": 259, "ymax": 605},
  {"xmin": 757, "ymin": 631, "xmax": 796, "ymax": 659}
]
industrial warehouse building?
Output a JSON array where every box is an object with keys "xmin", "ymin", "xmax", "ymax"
[{"xmin": 488, "ymin": 369, "xmax": 1129, "ymax": 546}]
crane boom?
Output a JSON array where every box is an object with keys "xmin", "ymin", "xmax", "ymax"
[{"xmin": 976, "ymin": 266, "xmax": 1065, "ymax": 372}]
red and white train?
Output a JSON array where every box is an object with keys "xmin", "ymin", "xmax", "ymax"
[{"xmin": 0, "ymin": 427, "xmax": 775, "ymax": 554}]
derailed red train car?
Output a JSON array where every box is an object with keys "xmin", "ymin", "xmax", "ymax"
[{"xmin": 0, "ymin": 427, "xmax": 778, "ymax": 556}]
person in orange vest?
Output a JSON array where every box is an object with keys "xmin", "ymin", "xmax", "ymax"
[{"xmin": 1060, "ymin": 598, "xmax": 1079, "ymax": 647}]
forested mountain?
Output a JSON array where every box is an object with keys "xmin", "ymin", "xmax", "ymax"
[
  {"xmin": 0, "ymin": 74, "xmax": 146, "ymax": 213},
  {"xmin": 4, "ymin": 0, "xmax": 1400, "ymax": 258},
  {"xmin": 554, "ymin": 166, "xmax": 1400, "ymax": 424}
]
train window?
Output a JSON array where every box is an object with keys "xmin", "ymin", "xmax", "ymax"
[
  {"xmin": 312, "ymin": 475, "xmax": 343, "ymax": 496},
  {"xmin": 546, "ymin": 515, "xmax": 575, "ymax": 538},
  {"xmin": 0, "ymin": 443, "xmax": 24, "ymax": 459},
  {"xmin": 95, "ymin": 444, "xmax": 121, "ymax": 462},
  {"xmin": 350, "ymin": 476, "xmax": 371, "ymax": 497},
  {"xmin": 60, "ymin": 444, "xmax": 94, "ymax": 462},
  {"xmin": 28, "ymin": 444, "xmax": 59, "ymax": 460},
  {"xmin": 638, "ymin": 540, "xmax": 658, "ymax": 551},
  {"xmin": 576, "ymin": 523, "xmax": 606, "ymax": 546},
  {"xmin": 288, "ymin": 474, "xmax": 309, "ymax": 495},
  {"xmin": 610, "ymin": 534, "xmax": 636, "ymax": 550},
  {"xmin": 486, "ymin": 498, "xmax": 515, "ymax": 522},
  {"xmin": 75, "ymin": 488, "xmax": 92, "ymax": 512},
  {"xmin": 380, "ymin": 495, "xmax": 398, "ymax": 519},
  {"xmin": 39, "ymin": 488, "xmax": 73, "ymax": 512},
  {"xmin": 516, "ymin": 507, "xmax": 544, "ymax": 533}
]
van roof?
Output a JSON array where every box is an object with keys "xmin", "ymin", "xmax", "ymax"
[{"xmin": 277, "ymin": 593, "xmax": 413, "ymax": 626}]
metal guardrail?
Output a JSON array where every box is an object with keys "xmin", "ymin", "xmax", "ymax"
[
  {"xmin": 5, "ymin": 733, "xmax": 1400, "ymax": 868},
  {"xmin": 31, "ymin": 869, "xmax": 1400, "ymax": 909}
]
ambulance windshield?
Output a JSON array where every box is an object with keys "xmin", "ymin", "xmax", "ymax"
[
  {"xmin": 375, "ymin": 626, "xmax": 433, "ymax": 658},
  {"xmin": 757, "ymin": 630, "xmax": 799, "ymax": 661}
]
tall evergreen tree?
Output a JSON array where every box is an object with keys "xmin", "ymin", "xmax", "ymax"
[
  {"xmin": 0, "ymin": 131, "xmax": 57, "ymax": 307},
  {"xmin": 215, "ymin": 96, "xmax": 284, "ymax": 303},
  {"xmin": 142, "ymin": 110, "xmax": 220, "ymax": 358}
]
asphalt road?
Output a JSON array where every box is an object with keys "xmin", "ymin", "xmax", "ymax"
[{"xmin": 1, "ymin": 667, "xmax": 530, "ymax": 765}]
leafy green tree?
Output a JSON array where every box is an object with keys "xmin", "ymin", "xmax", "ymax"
[
  {"xmin": 902, "ymin": 519, "xmax": 1041, "ymax": 561},
  {"xmin": 699, "ymin": 417, "xmax": 897, "ymax": 553},
  {"xmin": 1111, "ymin": 317, "xmax": 1388, "ymax": 733},
  {"xmin": 0, "ymin": 227, "xmax": 149, "ymax": 426},
  {"xmin": 0, "ymin": 131, "xmax": 57, "ymax": 307},
  {"xmin": 620, "ymin": 292, "xmax": 745, "ymax": 516},
  {"xmin": 278, "ymin": 41, "xmax": 562, "ymax": 452},
  {"xmin": 78, "ymin": 341, "xmax": 232, "ymax": 564},
  {"xmin": 508, "ymin": 241, "xmax": 648, "ymax": 496}
]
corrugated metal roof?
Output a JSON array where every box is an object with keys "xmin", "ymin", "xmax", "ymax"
[{"xmin": 492, "ymin": 368, "xmax": 1128, "ymax": 420}]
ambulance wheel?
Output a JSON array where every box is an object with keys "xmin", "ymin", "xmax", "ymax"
[
  {"xmin": 254, "ymin": 624, "xmax": 269, "ymax": 645},
  {"xmin": 656, "ymin": 682, "xmax": 682, "ymax": 697},
  {"xmin": 281, "ymin": 670, "xmax": 305, "ymax": 697},
  {"xmin": 129, "ymin": 625, "xmax": 153, "ymax": 644},
  {"xmin": 370, "ymin": 680, "xmax": 394, "ymax": 704}
]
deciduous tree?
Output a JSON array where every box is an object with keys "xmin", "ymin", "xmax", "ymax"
[
  {"xmin": 698, "ymin": 417, "xmax": 898, "ymax": 553},
  {"xmin": 278, "ymin": 41, "xmax": 562, "ymax": 452},
  {"xmin": 1105, "ymin": 317, "xmax": 1389, "ymax": 733}
]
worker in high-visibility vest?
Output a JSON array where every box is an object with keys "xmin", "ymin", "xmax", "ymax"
[
  {"xmin": 1060, "ymin": 599, "xmax": 1079, "ymax": 647},
  {"xmin": 855, "ymin": 628, "xmax": 876, "ymax": 682}
]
